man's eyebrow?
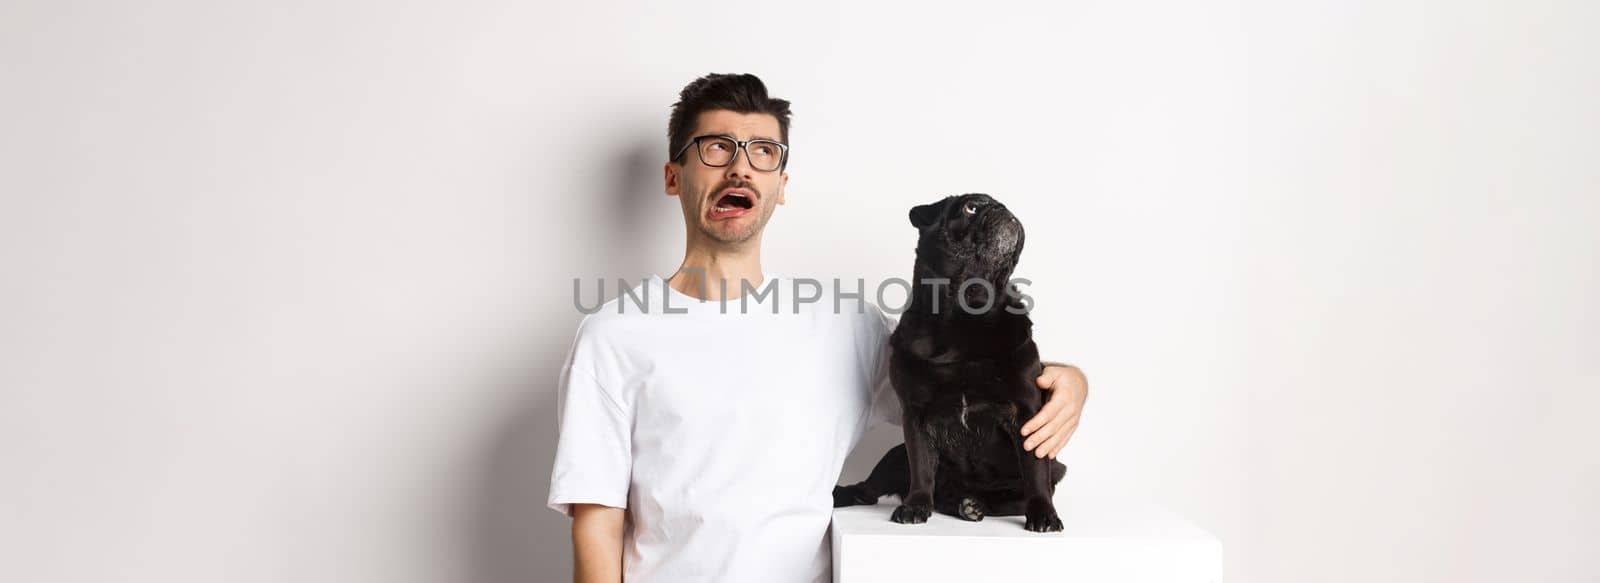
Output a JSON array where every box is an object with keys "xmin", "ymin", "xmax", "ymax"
[{"xmin": 699, "ymin": 132, "xmax": 782, "ymax": 143}]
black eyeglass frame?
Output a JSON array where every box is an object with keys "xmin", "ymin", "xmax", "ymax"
[{"xmin": 671, "ymin": 134, "xmax": 790, "ymax": 172}]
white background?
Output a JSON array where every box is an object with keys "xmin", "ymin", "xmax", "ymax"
[{"xmin": 3, "ymin": 1, "xmax": 1596, "ymax": 581}]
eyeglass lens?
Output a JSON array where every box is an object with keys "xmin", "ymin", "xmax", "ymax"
[{"xmin": 697, "ymin": 137, "xmax": 783, "ymax": 171}]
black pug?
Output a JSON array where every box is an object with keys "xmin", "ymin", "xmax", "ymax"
[{"xmin": 834, "ymin": 193, "xmax": 1066, "ymax": 532}]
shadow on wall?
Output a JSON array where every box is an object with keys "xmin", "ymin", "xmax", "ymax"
[{"xmin": 465, "ymin": 135, "xmax": 666, "ymax": 583}]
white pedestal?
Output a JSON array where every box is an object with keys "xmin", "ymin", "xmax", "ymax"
[{"xmin": 830, "ymin": 495, "xmax": 1222, "ymax": 582}]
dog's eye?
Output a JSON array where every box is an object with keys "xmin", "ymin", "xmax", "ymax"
[{"xmin": 963, "ymin": 202, "xmax": 978, "ymax": 215}]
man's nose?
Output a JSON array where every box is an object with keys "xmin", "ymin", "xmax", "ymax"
[{"xmin": 724, "ymin": 146, "xmax": 756, "ymax": 179}]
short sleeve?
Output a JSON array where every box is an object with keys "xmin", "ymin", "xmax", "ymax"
[
  {"xmin": 546, "ymin": 321, "xmax": 633, "ymax": 517},
  {"xmin": 866, "ymin": 308, "xmax": 903, "ymax": 429}
]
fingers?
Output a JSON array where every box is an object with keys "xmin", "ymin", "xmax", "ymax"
[
  {"xmin": 1024, "ymin": 410, "xmax": 1080, "ymax": 457},
  {"xmin": 1020, "ymin": 386, "xmax": 1065, "ymax": 436},
  {"xmin": 1022, "ymin": 396, "xmax": 1071, "ymax": 451},
  {"xmin": 1035, "ymin": 366, "xmax": 1065, "ymax": 389},
  {"xmin": 1040, "ymin": 418, "xmax": 1079, "ymax": 459}
]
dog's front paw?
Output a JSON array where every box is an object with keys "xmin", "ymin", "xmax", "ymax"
[
  {"xmin": 890, "ymin": 503, "xmax": 932, "ymax": 524},
  {"xmin": 1023, "ymin": 498, "xmax": 1063, "ymax": 532}
]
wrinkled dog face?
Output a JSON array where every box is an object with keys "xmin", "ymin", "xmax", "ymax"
[{"xmin": 908, "ymin": 193, "xmax": 1026, "ymax": 278}]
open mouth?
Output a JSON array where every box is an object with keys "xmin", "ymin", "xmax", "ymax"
[{"xmin": 711, "ymin": 189, "xmax": 756, "ymax": 218}]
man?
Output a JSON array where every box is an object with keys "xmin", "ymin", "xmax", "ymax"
[{"xmin": 547, "ymin": 73, "xmax": 1088, "ymax": 582}]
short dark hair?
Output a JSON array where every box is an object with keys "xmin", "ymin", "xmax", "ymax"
[{"xmin": 667, "ymin": 73, "xmax": 792, "ymax": 168}]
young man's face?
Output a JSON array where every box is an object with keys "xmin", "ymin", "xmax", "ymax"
[{"xmin": 664, "ymin": 110, "xmax": 789, "ymax": 245}]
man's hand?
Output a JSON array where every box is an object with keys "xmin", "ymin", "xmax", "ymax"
[{"xmin": 1020, "ymin": 363, "xmax": 1088, "ymax": 459}]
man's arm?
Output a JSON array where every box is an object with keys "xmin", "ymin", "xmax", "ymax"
[
  {"xmin": 548, "ymin": 317, "xmax": 634, "ymax": 582},
  {"xmin": 1023, "ymin": 362, "xmax": 1089, "ymax": 459},
  {"xmin": 571, "ymin": 503, "xmax": 624, "ymax": 583}
]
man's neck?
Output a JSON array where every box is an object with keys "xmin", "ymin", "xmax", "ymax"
[{"xmin": 668, "ymin": 237, "xmax": 765, "ymax": 302}]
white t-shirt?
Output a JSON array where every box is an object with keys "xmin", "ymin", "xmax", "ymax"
[{"xmin": 547, "ymin": 273, "xmax": 902, "ymax": 582}]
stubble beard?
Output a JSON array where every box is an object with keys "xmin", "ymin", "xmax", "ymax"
[
  {"xmin": 699, "ymin": 202, "xmax": 772, "ymax": 244},
  {"xmin": 697, "ymin": 180, "xmax": 773, "ymax": 245}
]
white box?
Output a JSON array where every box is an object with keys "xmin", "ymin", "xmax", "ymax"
[{"xmin": 830, "ymin": 495, "xmax": 1223, "ymax": 582}]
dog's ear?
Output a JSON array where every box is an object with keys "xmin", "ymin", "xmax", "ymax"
[{"xmin": 908, "ymin": 199, "xmax": 948, "ymax": 229}]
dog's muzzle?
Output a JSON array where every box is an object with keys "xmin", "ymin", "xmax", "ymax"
[{"xmin": 979, "ymin": 209, "xmax": 1024, "ymax": 257}]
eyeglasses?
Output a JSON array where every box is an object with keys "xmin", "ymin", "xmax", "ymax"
[{"xmin": 672, "ymin": 135, "xmax": 789, "ymax": 172}]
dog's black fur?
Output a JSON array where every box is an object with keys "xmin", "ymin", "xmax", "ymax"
[{"xmin": 833, "ymin": 193, "xmax": 1066, "ymax": 532}]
